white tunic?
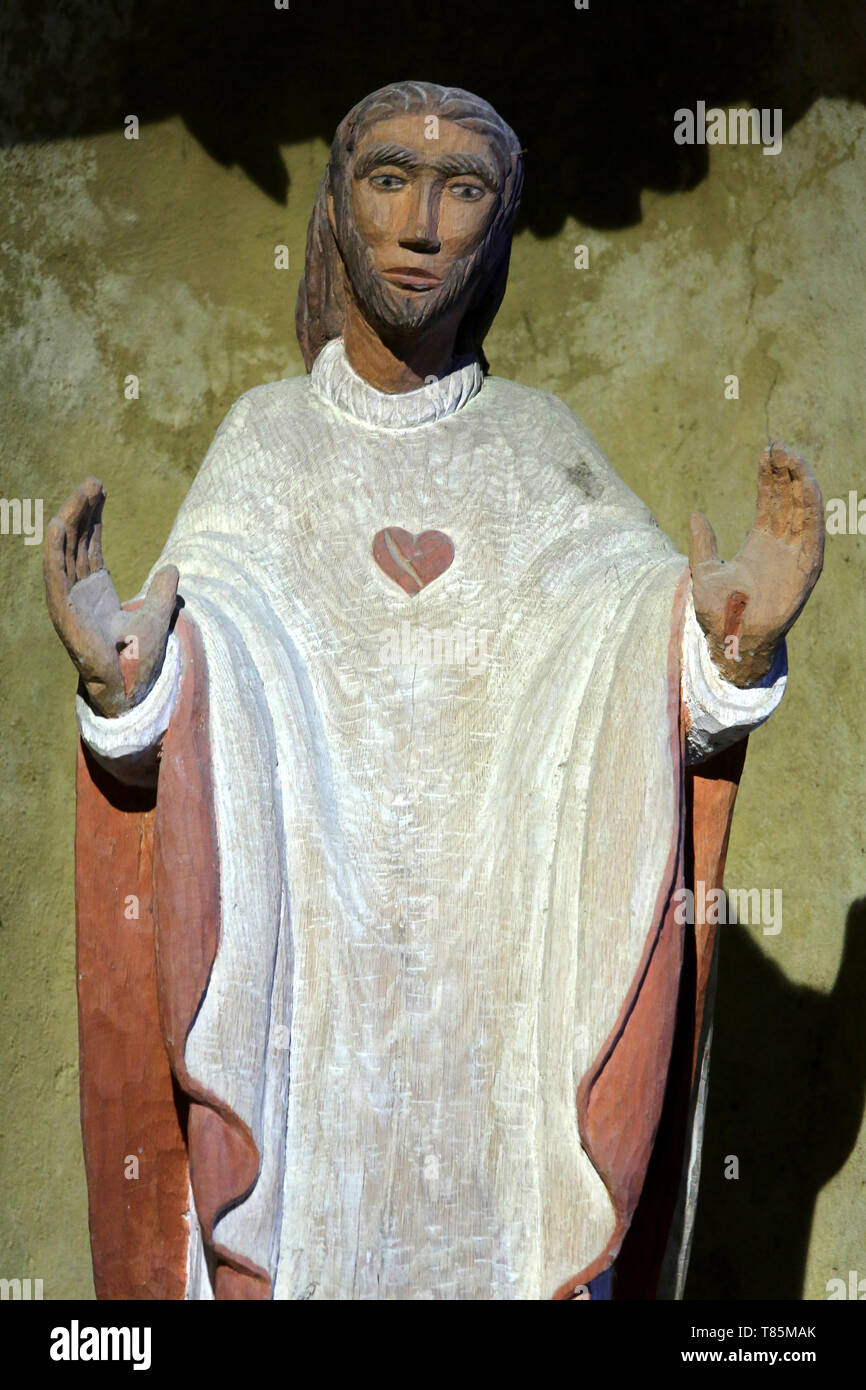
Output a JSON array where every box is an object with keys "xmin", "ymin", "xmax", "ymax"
[{"xmin": 78, "ymin": 340, "xmax": 785, "ymax": 1299}]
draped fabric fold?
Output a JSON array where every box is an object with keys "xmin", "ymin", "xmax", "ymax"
[
  {"xmin": 73, "ymin": 354, "xmax": 749, "ymax": 1299},
  {"xmin": 75, "ymin": 579, "xmax": 745, "ymax": 1300}
]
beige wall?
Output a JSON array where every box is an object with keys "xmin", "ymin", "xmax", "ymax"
[{"xmin": 1, "ymin": 57, "xmax": 864, "ymax": 1299}]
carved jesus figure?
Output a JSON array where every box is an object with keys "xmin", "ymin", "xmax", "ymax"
[{"xmin": 45, "ymin": 82, "xmax": 823, "ymax": 1301}]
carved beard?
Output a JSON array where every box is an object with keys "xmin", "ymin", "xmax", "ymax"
[{"xmin": 336, "ymin": 209, "xmax": 492, "ymax": 345}]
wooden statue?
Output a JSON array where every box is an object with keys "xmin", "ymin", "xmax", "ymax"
[{"xmin": 44, "ymin": 81, "xmax": 823, "ymax": 1300}]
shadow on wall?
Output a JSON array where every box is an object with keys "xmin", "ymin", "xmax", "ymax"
[
  {"xmin": 1, "ymin": 0, "xmax": 866, "ymax": 230},
  {"xmin": 686, "ymin": 899, "xmax": 866, "ymax": 1300}
]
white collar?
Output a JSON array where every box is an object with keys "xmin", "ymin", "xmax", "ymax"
[{"xmin": 310, "ymin": 336, "xmax": 484, "ymax": 430}]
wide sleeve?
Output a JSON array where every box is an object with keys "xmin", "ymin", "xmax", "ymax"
[
  {"xmin": 75, "ymin": 630, "xmax": 183, "ymax": 788},
  {"xmin": 681, "ymin": 590, "xmax": 787, "ymax": 766}
]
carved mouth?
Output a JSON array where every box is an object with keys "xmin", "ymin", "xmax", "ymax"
[{"xmin": 381, "ymin": 267, "xmax": 443, "ymax": 290}]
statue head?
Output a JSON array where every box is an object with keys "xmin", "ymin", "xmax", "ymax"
[{"xmin": 296, "ymin": 81, "xmax": 524, "ymax": 374}]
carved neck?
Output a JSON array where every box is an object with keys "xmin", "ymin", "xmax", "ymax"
[
  {"xmin": 310, "ymin": 337, "xmax": 484, "ymax": 430},
  {"xmin": 340, "ymin": 297, "xmax": 465, "ymax": 394}
]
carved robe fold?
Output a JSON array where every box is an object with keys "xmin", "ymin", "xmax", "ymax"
[{"xmin": 74, "ymin": 340, "xmax": 783, "ymax": 1299}]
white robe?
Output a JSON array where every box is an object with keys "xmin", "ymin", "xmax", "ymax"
[{"xmin": 78, "ymin": 339, "xmax": 785, "ymax": 1299}]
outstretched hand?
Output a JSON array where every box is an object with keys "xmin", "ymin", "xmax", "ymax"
[
  {"xmin": 44, "ymin": 477, "xmax": 179, "ymax": 717},
  {"xmin": 689, "ymin": 445, "xmax": 824, "ymax": 688}
]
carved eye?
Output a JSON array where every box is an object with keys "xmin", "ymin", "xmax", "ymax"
[
  {"xmin": 370, "ymin": 173, "xmax": 406, "ymax": 191},
  {"xmin": 448, "ymin": 182, "xmax": 485, "ymax": 201}
]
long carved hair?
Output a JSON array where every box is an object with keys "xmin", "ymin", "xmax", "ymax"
[{"xmin": 295, "ymin": 81, "xmax": 524, "ymax": 374}]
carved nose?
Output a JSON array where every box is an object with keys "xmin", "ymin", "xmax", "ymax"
[
  {"xmin": 399, "ymin": 188, "xmax": 440, "ymax": 254},
  {"xmin": 398, "ymin": 228, "xmax": 441, "ymax": 254}
]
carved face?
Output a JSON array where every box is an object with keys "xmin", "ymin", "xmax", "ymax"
[{"xmin": 333, "ymin": 113, "xmax": 502, "ymax": 340}]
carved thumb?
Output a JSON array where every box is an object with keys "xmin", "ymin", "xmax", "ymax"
[
  {"xmin": 139, "ymin": 565, "xmax": 179, "ymax": 640},
  {"xmin": 689, "ymin": 512, "xmax": 721, "ymax": 570}
]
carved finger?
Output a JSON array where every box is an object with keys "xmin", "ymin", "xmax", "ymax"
[
  {"xmin": 74, "ymin": 486, "xmax": 98, "ymax": 581},
  {"xmin": 769, "ymin": 449, "xmax": 793, "ymax": 540},
  {"xmin": 64, "ymin": 515, "xmax": 79, "ymax": 585},
  {"xmin": 43, "ymin": 515, "xmax": 71, "ymax": 621},
  {"xmin": 791, "ymin": 455, "xmax": 824, "ymax": 546},
  {"xmin": 139, "ymin": 565, "xmax": 180, "ymax": 636},
  {"xmin": 54, "ymin": 477, "xmax": 104, "ymax": 533},
  {"xmin": 88, "ymin": 520, "xmax": 103, "ymax": 572},
  {"xmin": 121, "ymin": 566, "xmax": 179, "ymax": 699},
  {"xmin": 43, "ymin": 543, "xmax": 92, "ymax": 668},
  {"xmin": 55, "ymin": 478, "xmax": 102, "ymax": 586},
  {"xmin": 790, "ymin": 467, "xmax": 804, "ymax": 540},
  {"xmin": 87, "ymin": 490, "xmax": 105, "ymax": 572},
  {"xmin": 54, "ymin": 477, "xmax": 101, "ymax": 524},
  {"xmin": 78, "ymin": 482, "xmax": 104, "ymax": 576},
  {"xmin": 45, "ymin": 521, "xmax": 109, "ymax": 673},
  {"xmin": 754, "ymin": 450, "xmax": 774, "ymax": 532},
  {"xmin": 76, "ymin": 510, "xmax": 92, "ymax": 580},
  {"xmin": 689, "ymin": 512, "xmax": 720, "ymax": 569},
  {"xmin": 778, "ymin": 452, "xmax": 824, "ymax": 574}
]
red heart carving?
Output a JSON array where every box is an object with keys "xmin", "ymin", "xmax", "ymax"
[{"xmin": 372, "ymin": 527, "xmax": 454, "ymax": 596}]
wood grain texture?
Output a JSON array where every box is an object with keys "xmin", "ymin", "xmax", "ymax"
[
  {"xmin": 140, "ymin": 352, "xmax": 693, "ymax": 1296},
  {"xmin": 75, "ymin": 747, "xmax": 189, "ymax": 1299},
  {"xmin": 611, "ymin": 740, "xmax": 748, "ymax": 1299},
  {"xmin": 152, "ymin": 614, "xmax": 270, "ymax": 1296},
  {"xmin": 76, "ymin": 613, "xmax": 271, "ymax": 1299}
]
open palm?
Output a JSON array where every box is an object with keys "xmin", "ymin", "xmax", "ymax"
[
  {"xmin": 44, "ymin": 477, "xmax": 178, "ymax": 717},
  {"xmin": 690, "ymin": 445, "xmax": 824, "ymax": 687}
]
